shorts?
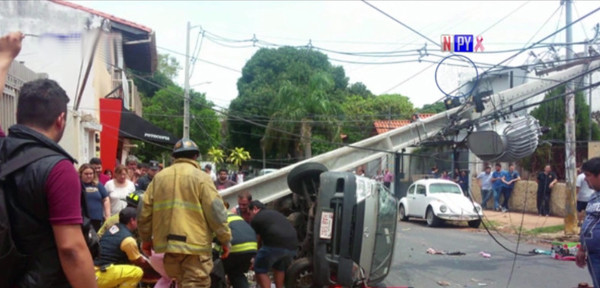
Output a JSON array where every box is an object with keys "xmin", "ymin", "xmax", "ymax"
[
  {"xmin": 253, "ymin": 245, "xmax": 296, "ymax": 274},
  {"xmin": 578, "ymin": 201, "xmax": 589, "ymax": 212}
]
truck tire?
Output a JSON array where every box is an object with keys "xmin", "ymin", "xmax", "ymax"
[
  {"xmin": 287, "ymin": 162, "xmax": 328, "ymax": 196},
  {"xmin": 285, "ymin": 257, "xmax": 313, "ymax": 288}
]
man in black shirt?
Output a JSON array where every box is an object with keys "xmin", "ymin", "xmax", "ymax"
[
  {"xmin": 249, "ymin": 200, "xmax": 298, "ymax": 288},
  {"xmin": 537, "ymin": 164, "xmax": 558, "ymax": 216}
]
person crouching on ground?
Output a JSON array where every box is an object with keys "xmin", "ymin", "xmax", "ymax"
[
  {"xmin": 249, "ymin": 200, "xmax": 298, "ymax": 288},
  {"xmin": 94, "ymin": 207, "xmax": 148, "ymax": 287}
]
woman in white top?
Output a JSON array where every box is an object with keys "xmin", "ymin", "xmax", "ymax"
[{"xmin": 105, "ymin": 164, "xmax": 136, "ymax": 216}]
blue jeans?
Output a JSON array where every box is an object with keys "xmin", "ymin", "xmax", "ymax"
[
  {"xmin": 493, "ymin": 186, "xmax": 503, "ymax": 210},
  {"xmin": 587, "ymin": 251, "xmax": 600, "ymax": 288},
  {"xmin": 481, "ymin": 189, "xmax": 492, "ymax": 209}
]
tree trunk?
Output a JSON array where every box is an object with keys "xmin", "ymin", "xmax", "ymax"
[{"xmin": 301, "ymin": 118, "xmax": 313, "ymax": 160}]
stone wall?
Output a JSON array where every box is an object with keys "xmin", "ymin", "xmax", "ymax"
[{"xmin": 470, "ymin": 179, "xmax": 570, "ymax": 217}]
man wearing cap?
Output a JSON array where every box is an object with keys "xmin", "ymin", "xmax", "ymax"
[
  {"xmin": 139, "ymin": 138, "xmax": 231, "ymax": 288},
  {"xmin": 94, "ymin": 207, "xmax": 148, "ymax": 288},
  {"xmin": 137, "ymin": 160, "xmax": 160, "ymax": 191}
]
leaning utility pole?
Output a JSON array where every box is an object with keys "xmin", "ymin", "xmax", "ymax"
[
  {"xmin": 564, "ymin": 0, "xmax": 578, "ymax": 235},
  {"xmin": 183, "ymin": 21, "xmax": 191, "ymax": 139}
]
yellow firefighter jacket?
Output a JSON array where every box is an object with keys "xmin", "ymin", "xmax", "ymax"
[{"xmin": 139, "ymin": 158, "xmax": 231, "ymax": 254}]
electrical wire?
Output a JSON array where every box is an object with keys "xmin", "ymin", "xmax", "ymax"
[
  {"xmin": 360, "ymin": 0, "xmax": 440, "ymax": 48},
  {"xmin": 478, "ymin": 1, "xmax": 530, "ymax": 36},
  {"xmin": 156, "ymin": 45, "xmax": 241, "ymax": 73},
  {"xmin": 427, "ymin": 5, "xmax": 600, "ymax": 111}
]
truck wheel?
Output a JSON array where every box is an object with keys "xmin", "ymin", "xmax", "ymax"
[
  {"xmin": 426, "ymin": 207, "xmax": 442, "ymax": 227},
  {"xmin": 285, "ymin": 257, "xmax": 313, "ymax": 288},
  {"xmin": 399, "ymin": 204, "xmax": 409, "ymax": 221},
  {"xmin": 287, "ymin": 162, "xmax": 328, "ymax": 196}
]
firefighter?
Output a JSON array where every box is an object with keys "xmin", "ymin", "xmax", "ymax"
[{"xmin": 139, "ymin": 138, "xmax": 232, "ymax": 288}]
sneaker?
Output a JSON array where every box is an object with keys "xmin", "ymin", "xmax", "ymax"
[{"xmin": 502, "ymin": 207, "xmax": 508, "ymax": 213}]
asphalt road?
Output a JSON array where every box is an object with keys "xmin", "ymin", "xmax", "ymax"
[{"xmin": 381, "ymin": 220, "xmax": 592, "ymax": 288}]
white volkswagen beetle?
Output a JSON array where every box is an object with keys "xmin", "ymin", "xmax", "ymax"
[{"xmin": 398, "ymin": 179, "xmax": 483, "ymax": 227}]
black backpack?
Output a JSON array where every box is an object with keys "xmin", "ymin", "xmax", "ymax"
[
  {"xmin": 0, "ymin": 146, "xmax": 59, "ymax": 287},
  {"xmin": 0, "ymin": 144, "xmax": 100, "ymax": 287}
]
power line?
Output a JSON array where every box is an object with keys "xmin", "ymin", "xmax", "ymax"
[
  {"xmin": 157, "ymin": 46, "xmax": 241, "ymax": 73},
  {"xmin": 478, "ymin": 1, "xmax": 530, "ymax": 36},
  {"xmin": 360, "ymin": 0, "xmax": 440, "ymax": 48}
]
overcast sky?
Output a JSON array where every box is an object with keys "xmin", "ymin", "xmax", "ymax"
[{"xmin": 76, "ymin": 1, "xmax": 600, "ymax": 110}]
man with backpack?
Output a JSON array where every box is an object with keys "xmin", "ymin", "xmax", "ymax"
[{"xmin": 0, "ymin": 31, "xmax": 97, "ymax": 288}]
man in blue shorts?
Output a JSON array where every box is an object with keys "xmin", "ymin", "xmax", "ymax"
[{"xmin": 249, "ymin": 200, "xmax": 298, "ymax": 288}]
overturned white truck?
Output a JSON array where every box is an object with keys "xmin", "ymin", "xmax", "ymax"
[{"xmin": 221, "ymin": 57, "xmax": 600, "ymax": 287}]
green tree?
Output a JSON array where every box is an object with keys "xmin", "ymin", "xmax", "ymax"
[
  {"xmin": 339, "ymin": 93, "xmax": 415, "ymax": 143},
  {"xmin": 520, "ymin": 85, "xmax": 600, "ymax": 172},
  {"xmin": 229, "ymin": 46, "xmax": 349, "ymax": 163},
  {"xmin": 142, "ymin": 85, "xmax": 220, "ymax": 155},
  {"xmin": 263, "ymin": 71, "xmax": 341, "ymax": 160},
  {"xmin": 347, "ymin": 82, "xmax": 373, "ymax": 99},
  {"xmin": 530, "ymin": 85, "xmax": 600, "ymax": 141},
  {"xmin": 369, "ymin": 94, "xmax": 415, "ymax": 119},
  {"xmin": 133, "ymin": 54, "xmax": 179, "ymax": 99},
  {"xmin": 418, "ymin": 102, "xmax": 446, "ymax": 114}
]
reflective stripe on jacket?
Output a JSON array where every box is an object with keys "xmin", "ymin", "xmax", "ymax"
[{"xmin": 227, "ymin": 213, "xmax": 257, "ymax": 253}]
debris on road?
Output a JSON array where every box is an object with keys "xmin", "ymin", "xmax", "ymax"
[
  {"xmin": 427, "ymin": 248, "xmax": 445, "ymax": 255},
  {"xmin": 529, "ymin": 248, "xmax": 552, "ymax": 255},
  {"xmin": 426, "ymin": 248, "xmax": 465, "ymax": 256},
  {"xmin": 436, "ymin": 280, "xmax": 450, "ymax": 286},
  {"xmin": 479, "ymin": 251, "xmax": 491, "ymax": 258}
]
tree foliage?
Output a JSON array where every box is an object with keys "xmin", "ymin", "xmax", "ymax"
[
  {"xmin": 228, "ymin": 47, "xmax": 349, "ymax": 164},
  {"xmin": 520, "ymin": 85, "xmax": 600, "ymax": 173},
  {"xmin": 530, "ymin": 85, "xmax": 600, "ymax": 142},
  {"xmin": 418, "ymin": 102, "xmax": 446, "ymax": 114},
  {"xmin": 228, "ymin": 147, "xmax": 252, "ymax": 168},
  {"xmin": 340, "ymin": 94, "xmax": 415, "ymax": 143}
]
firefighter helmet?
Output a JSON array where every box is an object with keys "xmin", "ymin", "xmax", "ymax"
[{"xmin": 172, "ymin": 138, "xmax": 200, "ymax": 156}]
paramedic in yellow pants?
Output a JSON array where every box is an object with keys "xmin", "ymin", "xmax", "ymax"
[{"xmin": 94, "ymin": 207, "xmax": 148, "ymax": 287}]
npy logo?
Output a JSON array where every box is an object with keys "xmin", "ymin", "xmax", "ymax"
[{"xmin": 441, "ymin": 34, "xmax": 484, "ymax": 53}]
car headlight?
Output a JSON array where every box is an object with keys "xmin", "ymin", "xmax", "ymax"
[{"xmin": 440, "ymin": 205, "xmax": 447, "ymax": 213}]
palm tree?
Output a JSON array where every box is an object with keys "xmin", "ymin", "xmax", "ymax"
[
  {"xmin": 262, "ymin": 71, "xmax": 341, "ymax": 160},
  {"xmin": 207, "ymin": 147, "xmax": 226, "ymax": 164},
  {"xmin": 228, "ymin": 147, "xmax": 251, "ymax": 169}
]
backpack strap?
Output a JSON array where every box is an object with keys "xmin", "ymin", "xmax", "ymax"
[{"xmin": 0, "ymin": 147, "xmax": 61, "ymax": 179}]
